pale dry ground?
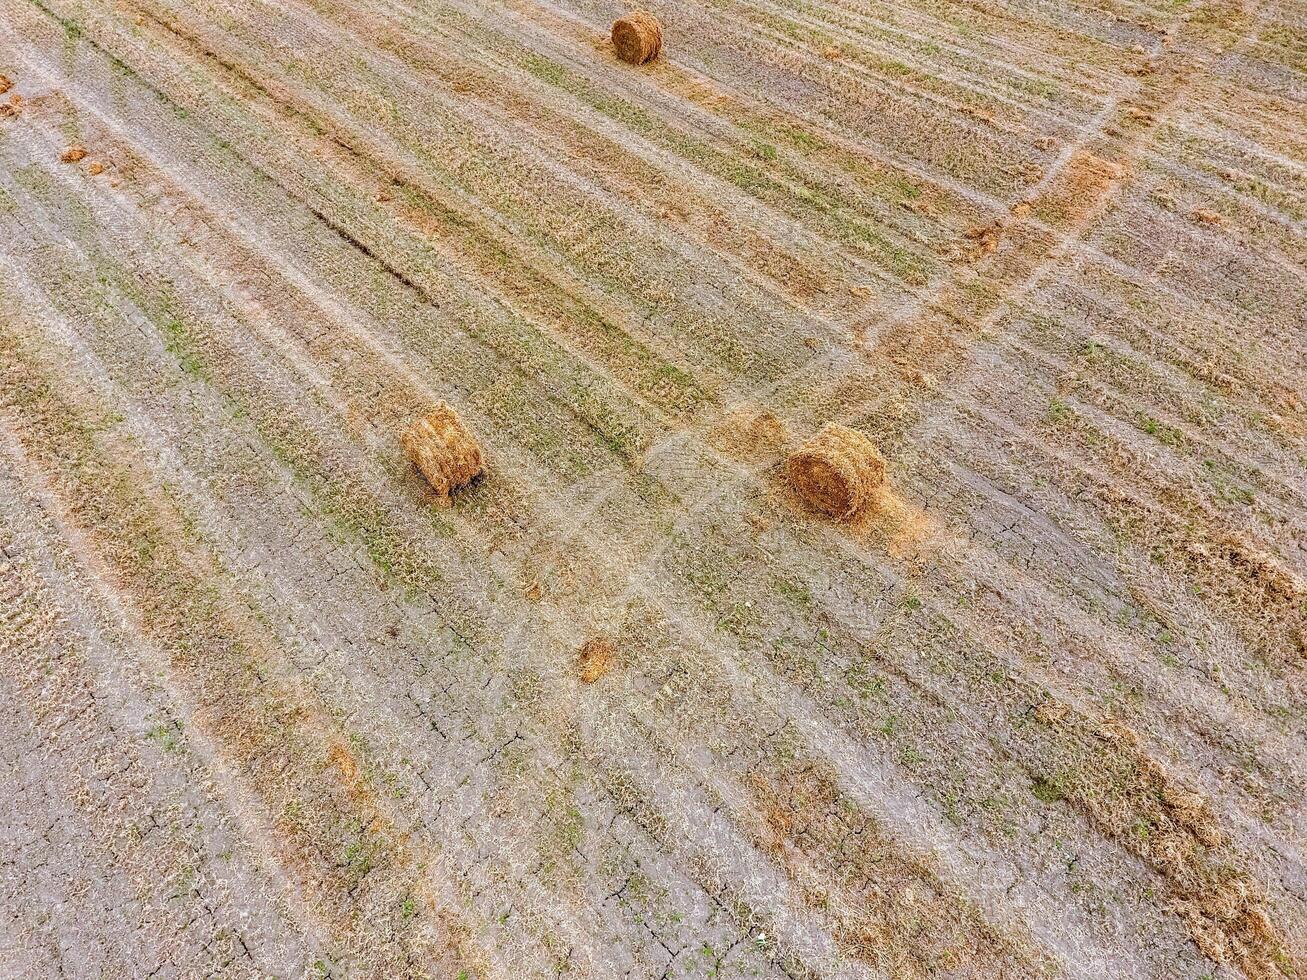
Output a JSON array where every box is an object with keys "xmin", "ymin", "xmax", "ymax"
[{"xmin": 0, "ymin": 0, "xmax": 1303, "ymax": 974}]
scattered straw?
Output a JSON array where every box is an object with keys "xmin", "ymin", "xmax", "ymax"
[
  {"xmin": 788, "ymin": 423, "xmax": 884, "ymax": 520},
  {"xmin": 612, "ymin": 11, "xmax": 663, "ymax": 65},
  {"xmin": 961, "ymin": 220, "xmax": 1003, "ymax": 260},
  {"xmin": 714, "ymin": 404, "xmax": 788, "ymax": 461},
  {"xmin": 1033, "ymin": 698, "xmax": 1070, "ymax": 724},
  {"xmin": 401, "ymin": 402, "xmax": 484, "ymax": 505}
]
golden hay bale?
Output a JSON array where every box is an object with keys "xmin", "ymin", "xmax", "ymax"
[
  {"xmin": 401, "ymin": 402, "xmax": 484, "ymax": 504},
  {"xmin": 612, "ymin": 10, "xmax": 663, "ymax": 65},
  {"xmin": 787, "ymin": 423, "xmax": 884, "ymax": 519},
  {"xmin": 578, "ymin": 637, "xmax": 615, "ymax": 684}
]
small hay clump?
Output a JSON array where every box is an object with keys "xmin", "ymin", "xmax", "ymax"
[
  {"xmin": 787, "ymin": 423, "xmax": 884, "ymax": 519},
  {"xmin": 60, "ymin": 145, "xmax": 87, "ymax": 163},
  {"xmin": 612, "ymin": 10, "xmax": 663, "ymax": 65},
  {"xmin": 401, "ymin": 402, "xmax": 484, "ymax": 505},
  {"xmin": 578, "ymin": 637, "xmax": 616, "ymax": 684}
]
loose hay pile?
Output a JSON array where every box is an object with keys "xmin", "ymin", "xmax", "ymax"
[
  {"xmin": 401, "ymin": 402, "xmax": 484, "ymax": 505},
  {"xmin": 612, "ymin": 11, "xmax": 663, "ymax": 65},
  {"xmin": 788, "ymin": 423, "xmax": 884, "ymax": 519}
]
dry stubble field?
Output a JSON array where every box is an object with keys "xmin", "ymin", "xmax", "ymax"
[{"xmin": 0, "ymin": 0, "xmax": 1304, "ymax": 974}]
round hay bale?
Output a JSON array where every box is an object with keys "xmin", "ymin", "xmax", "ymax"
[
  {"xmin": 612, "ymin": 10, "xmax": 663, "ymax": 65},
  {"xmin": 401, "ymin": 402, "xmax": 484, "ymax": 505},
  {"xmin": 787, "ymin": 423, "xmax": 884, "ymax": 519}
]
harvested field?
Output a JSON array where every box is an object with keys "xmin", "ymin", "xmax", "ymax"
[{"xmin": 0, "ymin": 0, "xmax": 1303, "ymax": 974}]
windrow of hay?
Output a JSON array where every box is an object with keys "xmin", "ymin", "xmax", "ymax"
[
  {"xmin": 743, "ymin": 765, "xmax": 1035, "ymax": 975},
  {"xmin": 787, "ymin": 423, "xmax": 884, "ymax": 519},
  {"xmin": 1034, "ymin": 716, "xmax": 1292, "ymax": 977},
  {"xmin": 612, "ymin": 10, "xmax": 663, "ymax": 65},
  {"xmin": 401, "ymin": 403, "xmax": 484, "ymax": 505}
]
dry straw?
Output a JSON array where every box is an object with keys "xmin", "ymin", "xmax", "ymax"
[
  {"xmin": 788, "ymin": 423, "xmax": 884, "ymax": 519},
  {"xmin": 401, "ymin": 402, "xmax": 484, "ymax": 505},
  {"xmin": 612, "ymin": 11, "xmax": 663, "ymax": 65}
]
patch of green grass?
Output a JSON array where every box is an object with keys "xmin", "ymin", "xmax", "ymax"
[
  {"xmin": 146, "ymin": 722, "xmax": 182, "ymax": 752},
  {"xmin": 773, "ymin": 576, "xmax": 812, "ymax": 607},
  {"xmin": 342, "ymin": 834, "xmax": 379, "ymax": 881},
  {"xmin": 159, "ymin": 317, "xmax": 206, "ymax": 379},
  {"xmin": 1048, "ymin": 397, "xmax": 1073, "ymax": 423},
  {"xmin": 557, "ymin": 803, "xmax": 584, "ymax": 851},
  {"xmin": 869, "ymin": 171, "xmax": 922, "ymax": 204},
  {"xmin": 842, "ymin": 220, "xmax": 933, "ymax": 285},
  {"xmin": 719, "ymin": 600, "xmax": 762, "ymax": 639},
  {"xmin": 846, "ymin": 659, "xmax": 888, "ymax": 699},
  {"xmin": 1012, "ymin": 77, "xmax": 1062, "ymax": 102},
  {"xmin": 520, "ymin": 53, "xmax": 567, "ymax": 87},
  {"xmin": 1031, "ymin": 776, "xmax": 1065, "ymax": 803},
  {"xmin": 718, "ymin": 157, "xmax": 771, "ymax": 194},
  {"xmin": 765, "ymin": 122, "xmax": 826, "ymax": 154},
  {"xmin": 1135, "ymin": 412, "xmax": 1183, "ymax": 447}
]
